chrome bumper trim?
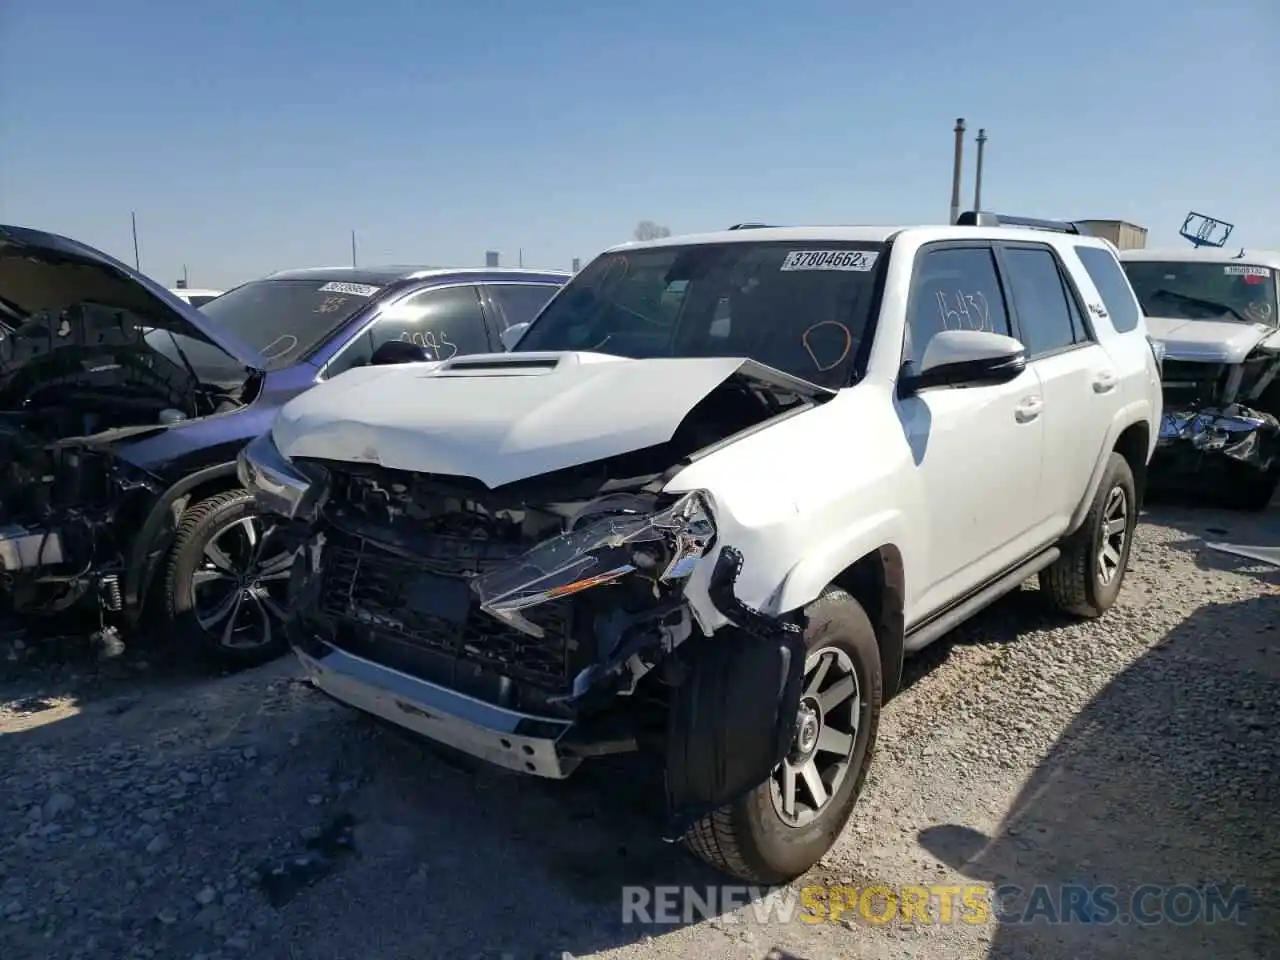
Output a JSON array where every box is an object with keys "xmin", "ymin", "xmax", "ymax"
[{"xmin": 294, "ymin": 642, "xmax": 580, "ymax": 779}]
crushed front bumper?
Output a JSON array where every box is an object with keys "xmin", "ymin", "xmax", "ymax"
[
  {"xmin": 1155, "ymin": 406, "xmax": 1280, "ymax": 477},
  {"xmin": 295, "ymin": 635, "xmax": 583, "ymax": 778}
]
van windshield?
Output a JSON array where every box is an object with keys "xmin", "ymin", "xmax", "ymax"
[{"xmin": 513, "ymin": 241, "xmax": 886, "ymax": 388}]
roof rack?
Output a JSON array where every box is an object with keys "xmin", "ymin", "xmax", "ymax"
[
  {"xmin": 727, "ymin": 222, "xmax": 776, "ymax": 230},
  {"xmin": 956, "ymin": 210, "xmax": 1081, "ymax": 234}
]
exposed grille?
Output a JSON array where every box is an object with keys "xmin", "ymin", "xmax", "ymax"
[
  {"xmin": 319, "ymin": 529, "xmax": 573, "ymax": 689},
  {"xmin": 1161, "ymin": 359, "xmax": 1223, "ymax": 409}
]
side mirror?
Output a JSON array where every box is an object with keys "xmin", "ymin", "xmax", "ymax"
[
  {"xmin": 370, "ymin": 339, "xmax": 432, "ymax": 366},
  {"xmin": 500, "ymin": 322, "xmax": 530, "ymax": 351},
  {"xmin": 899, "ymin": 330, "xmax": 1027, "ymax": 394}
]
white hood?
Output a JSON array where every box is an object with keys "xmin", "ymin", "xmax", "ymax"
[
  {"xmin": 270, "ymin": 351, "xmax": 801, "ymax": 488},
  {"xmin": 1144, "ymin": 315, "xmax": 1275, "ymax": 364}
]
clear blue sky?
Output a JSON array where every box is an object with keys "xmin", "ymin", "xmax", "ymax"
[{"xmin": 2, "ymin": 0, "xmax": 1276, "ymax": 289}]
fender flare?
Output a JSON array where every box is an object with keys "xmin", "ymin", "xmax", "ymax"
[
  {"xmin": 123, "ymin": 461, "xmax": 240, "ymax": 617},
  {"xmin": 1067, "ymin": 403, "xmax": 1153, "ymax": 534},
  {"xmin": 770, "ymin": 509, "xmax": 908, "ymax": 696}
]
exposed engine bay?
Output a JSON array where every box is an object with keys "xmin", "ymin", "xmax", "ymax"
[{"xmin": 0, "ymin": 278, "xmax": 250, "ymax": 616}]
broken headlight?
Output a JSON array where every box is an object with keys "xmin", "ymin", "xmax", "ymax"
[
  {"xmin": 471, "ymin": 490, "xmax": 716, "ymax": 637},
  {"xmin": 237, "ymin": 431, "xmax": 331, "ymax": 522}
]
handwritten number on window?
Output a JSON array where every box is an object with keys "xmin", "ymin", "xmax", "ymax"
[
  {"xmin": 935, "ymin": 289, "xmax": 992, "ymax": 332},
  {"xmin": 399, "ymin": 330, "xmax": 458, "ymax": 359}
]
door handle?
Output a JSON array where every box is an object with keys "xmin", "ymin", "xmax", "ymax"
[
  {"xmin": 1092, "ymin": 369, "xmax": 1119, "ymax": 394},
  {"xmin": 1014, "ymin": 395, "xmax": 1043, "ymax": 423}
]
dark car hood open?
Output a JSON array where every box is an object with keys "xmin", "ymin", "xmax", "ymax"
[{"xmin": 0, "ymin": 224, "xmax": 266, "ymax": 374}]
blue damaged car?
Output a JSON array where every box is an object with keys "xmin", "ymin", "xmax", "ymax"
[{"xmin": 0, "ymin": 224, "xmax": 568, "ymax": 665}]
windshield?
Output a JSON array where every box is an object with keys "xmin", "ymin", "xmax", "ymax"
[
  {"xmin": 513, "ymin": 241, "xmax": 885, "ymax": 388},
  {"xmin": 145, "ymin": 277, "xmax": 382, "ymax": 379},
  {"xmin": 1122, "ymin": 261, "xmax": 1278, "ymax": 325}
]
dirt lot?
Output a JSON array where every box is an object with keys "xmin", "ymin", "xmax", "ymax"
[{"xmin": 2, "ymin": 502, "xmax": 1278, "ymax": 960}]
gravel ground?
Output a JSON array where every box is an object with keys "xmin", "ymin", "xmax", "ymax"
[{"xmin": 2, "ymin": 502, "xmax": 1278, "ymax": 960}]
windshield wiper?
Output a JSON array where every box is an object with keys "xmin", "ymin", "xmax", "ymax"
[{"xmin": 1149, "ymin": 288, "xmax": 1252, "ymax": 324}]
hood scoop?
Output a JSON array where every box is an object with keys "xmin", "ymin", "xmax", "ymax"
[{"xmin": 432, "ymin": 351, "xmax": 623, "ymax": 378}]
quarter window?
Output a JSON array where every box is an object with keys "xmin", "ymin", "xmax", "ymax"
[
  {"xmin": 1075, "ymin": 245, "xmax": 1142, "ymax": 333},
  {"xmin": 1002, "ymin": 247, "xmax": 1088, "ymax": 357},
  {"xmin": 906, "ymin": 246, "xmax": 1011, "ymax": 365}
]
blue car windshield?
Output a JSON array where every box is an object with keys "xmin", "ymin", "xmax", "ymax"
[
  {"xmin": 512, "ymin": 241, "xmax": 886, "ymax": 388},
  {"xmin": 146, "ymin": 278, "xmax": 382, "ymax": 378}
]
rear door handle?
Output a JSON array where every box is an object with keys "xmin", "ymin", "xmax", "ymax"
[
  {"xmin": 1092, "ymin": 369, "xmax": 1119, "ymax": 394},
  {"xmin": 1014, "ymin": 395, "xmax": 1043, "ymax": 423}
]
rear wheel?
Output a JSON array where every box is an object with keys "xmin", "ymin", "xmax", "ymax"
[
  {"xmin": 163, "ymin": 490, "xmax": 296, "ymax": 668},
  {"xmin": 683, "ymin": 588, "xmax": 882, "ymax": 884},
  {"xmin": 1040, "ymin": 452, "xmax": 1136, "ymax": 617}
]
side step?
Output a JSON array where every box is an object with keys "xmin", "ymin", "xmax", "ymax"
[{"xmin": 903, "ymin": 548, "xmax": 1060, "ymax": 653}]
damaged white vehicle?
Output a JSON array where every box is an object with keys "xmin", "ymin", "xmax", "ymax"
[
  {"xmin": 1120, "ymin": 248, "xmax": 1280, "ymax": 508},
  {"xmin": 239, "ymin": 213, "xmax": 1160, "ymax": 882}
]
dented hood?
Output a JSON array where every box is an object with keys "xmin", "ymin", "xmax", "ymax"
[
  {"xmin": 1144, "ymin": 315, "xmax": 1276, "ymax": 364},
  {"xmin": 0, "ymin": 223, "xmax": 266, "ymax": 372},
  {"xmin": 271, "ymin": 351, "xmax": 830, "ymax": 488}
]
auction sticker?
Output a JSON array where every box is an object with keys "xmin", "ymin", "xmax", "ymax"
[
  {"xmin": 780, "ymin": 250, "xmax": 880, "ymax": 272},
  {"xmin": 318, "ymin": 281, "xmax": 382, "ymax": 297},
  {"xmin": 1223, "ymin": 265, "xmax": 1271, "ymax": 277}
]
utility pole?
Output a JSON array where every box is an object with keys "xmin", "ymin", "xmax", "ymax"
[
  {"xmin": 973, "ymin": 128, "xmax": 988, "ymax": 212},
  {"xmin": 949, "ymin": 118, "xmax": 966, "ymax": 225},
  {"xmin": 518, "ymin": 247, "xmax": 524, "ymax": 268},
  {"xmin": 131, "ymin": 211, "xmax": 141, "ymax": 270},
  {"xmin": 350, "ymin": 230, "xmax": 357, "ymax": 268}
]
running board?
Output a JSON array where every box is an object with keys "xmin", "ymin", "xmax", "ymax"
[{"xmin": 903, "ymin": 547, "xmax": 1061, "ymax": 653}]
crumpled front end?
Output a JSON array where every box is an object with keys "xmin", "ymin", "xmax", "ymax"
[
  {"xmin": 0, "ymin": 420, "xmax": 162, "ymax": 618},
  {"xmin": 1154, "ymin": 351, "xmax": 1280, "ymax": 483},
  {"xmin": 238, "ymin": 429, "xmax": 807, "ymax": 812}
]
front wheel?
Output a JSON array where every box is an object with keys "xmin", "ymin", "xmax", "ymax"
[
  {"xmin": 683, "ymin": 588, "xmax": 882, "ymax": 884},
  {"xmin": 162, "ymin": 489, "xmax": 296, "ymax": 668}
]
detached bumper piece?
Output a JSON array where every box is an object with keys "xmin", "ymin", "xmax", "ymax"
[
  {"xmin": 1157, "ymin": 405, "xmax": 1280, "ymax": 473},
  {"xmin": 295, "ymin": 641, "xmax": 581, "ymax": 777},
  {"xmin": 662, "ymin": 545, "xmax": 807, "ymax": 841}
]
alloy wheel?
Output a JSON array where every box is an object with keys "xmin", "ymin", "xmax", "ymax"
[
  {"xmin": 769, "ymin": 646, "xmax": 861, "ymax": 828},
  {"xmin": 192, "ymin": 515, "xmax": 295, "ymax": 651},
  {"xmin": 1096, "ymin": 485, "xmax": 1128, "ymax": 587}
]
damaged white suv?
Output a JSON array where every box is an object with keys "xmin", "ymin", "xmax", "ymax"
[
  {"xmin": 238, "ymin": 212, "xmax": 1161, "ymax": 883},
  {"xmin": 1120, "ymin": 247, "xmax": 1280, "ymax": 508}
]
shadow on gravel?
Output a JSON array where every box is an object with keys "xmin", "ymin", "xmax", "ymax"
[
  {"xmin": 897, "ymin": 585, "xmax": 1075, "ymax": 695},
  {"xmin": 919, "ymin": 593, "xmax": 1280, "ymax": 960},
  {"xmin": 1140, "ymin": 501, "xmax": 1280, "ymax": 583}
]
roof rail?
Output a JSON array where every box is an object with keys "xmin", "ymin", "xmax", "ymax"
[
  {"xmin": 956, "ymin": 210, "xmax": 1081, "ymax": 234},
  {"xmin": 727, "ymin": 222, "xmax": 776, "ymax": 230}
]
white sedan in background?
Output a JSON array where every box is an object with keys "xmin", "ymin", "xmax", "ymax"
[{"xmin": 168, "ymin": 288, "xmax": 223, "ymax": 308}]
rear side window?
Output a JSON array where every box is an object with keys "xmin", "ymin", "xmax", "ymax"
[
  {"xmin": 1001, "ymin": 247, "xmax": 1090, "ymax": 357},
  {"xmin": 1074, "ymin": 245, "xmax": 1142, "ymax": 333}
]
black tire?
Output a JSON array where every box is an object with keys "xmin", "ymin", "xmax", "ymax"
[
  {"xmin": 683, "ymin": 588, "xmax": 882, "ymax": 884},
  {"xmin": 1040, "ymin": 452, "xmax": 1137, "ymax": 618},
  {"xmin": 162, "ymin": 489, "xmax": 293, "ymax": 668},
  {"xmin": 1222, "ymin": 463, "xmax": 1278, "ymax": 511}
]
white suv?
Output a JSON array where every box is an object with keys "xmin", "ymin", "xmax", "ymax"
[{"xmin": 238, "ymin": 211, "xmax": 1162, "ymax": 883}]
